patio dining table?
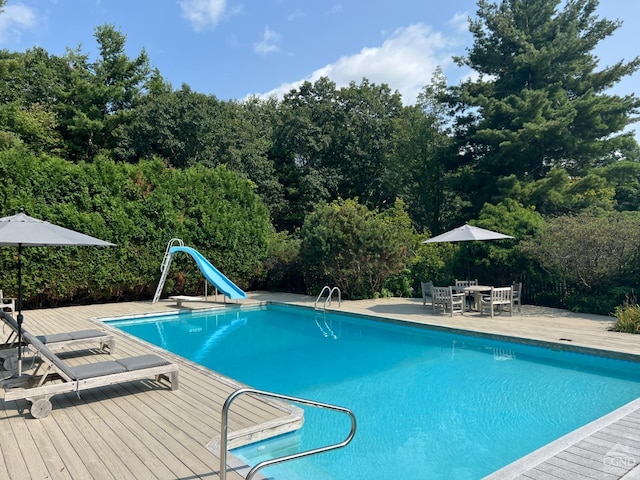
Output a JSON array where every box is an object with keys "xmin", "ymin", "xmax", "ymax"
[{"xmin": 451, "ymin": 285, "xmax": 493, "ymax": 311}]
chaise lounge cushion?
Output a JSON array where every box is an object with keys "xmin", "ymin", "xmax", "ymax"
[
  {"xmin": 22, "ymin": 330, "xmax": 78, "ymax": 380},
  {"xmin": 71, "ymin": 360, "xmax": 127, "ymax": 379},
  {"xmin": 117, "ymin": 354, "xmax": 170, "ymax": 371},
  {"xmin": 37, "ymin": 329, "xmax": 107, "ymax": 344}
]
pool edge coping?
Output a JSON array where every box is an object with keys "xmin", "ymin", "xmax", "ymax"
[{"xmin": 483, "ymin": 396, "xmax": 640, "ymax": 479}]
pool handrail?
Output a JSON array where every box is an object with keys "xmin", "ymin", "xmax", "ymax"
[
  {"xmin": 315, "ymin": 285, "xmax": 341, "ymax": 310},
  {"xmin": 216, "ymin": 387, "xmax": 357, "ymax": 480}
]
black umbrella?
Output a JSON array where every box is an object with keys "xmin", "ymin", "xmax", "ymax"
[{"xmin": 0, "ymin": 211, "xmax": 115, "ymax": 376}]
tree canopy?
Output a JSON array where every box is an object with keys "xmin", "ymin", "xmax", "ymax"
[{"xmin": 450, "ymin": 0, "xmax": 640, "ymax": 210}]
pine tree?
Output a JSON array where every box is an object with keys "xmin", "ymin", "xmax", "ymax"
[{"xmin": 451, "ymin": 0, "xmax": 640, "ymax": 207}]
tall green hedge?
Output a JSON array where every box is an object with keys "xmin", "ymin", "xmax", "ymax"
[{"xmin": 0, "ymin": 147, "xmax": 270, "ymax": 307}]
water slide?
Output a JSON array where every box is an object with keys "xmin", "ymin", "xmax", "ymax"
[{"xmin": 169, "ymin": 246, "xmax": 247, "ymax": 300}]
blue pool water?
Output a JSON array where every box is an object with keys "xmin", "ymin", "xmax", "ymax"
[{"xmin": 107, "ymin": 305, "xmax": 640, "ymax": 479}]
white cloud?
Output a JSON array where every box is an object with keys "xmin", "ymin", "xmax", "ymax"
[
  {"xmin": 0, "ymin": 4, "xmax": 37, "ymax": 44},
  {"xmin": 254, "ymin": 26, "xmax": 281, "ymax": 55},
  {"xmin": 179, "ymin": 0, "xmax": 226, "ymax": 31},
  {"xmin": 448, "ymin": 11, "xmax": 470, "ymax": 34},
  {"xmin": 287, "ymin": 9, "xmax": 305, "ymax": 22},
  {"xmin": 253, "ymin": 23, "xmax": 457, "ymax": 104}
]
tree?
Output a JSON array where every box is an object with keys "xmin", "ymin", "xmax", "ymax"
[
  {"xmin": 0, "ymin": 48, "xmax": 70, "ymax": 153},
  {"xmin": 271, "ymin": 77, "xmax": 404, "ymax": 231},
  {"xmin": 498, "ymin": 169, "xmax": 616, "ymax": 215},
  {"xmin": 59, "ymin": 24, "xmax": 150, "ymax": 160},
  {"xmin": 117, "ymin": 84, "xmax": 223, "ymax": 167},
  {"xmin": 592, "ymin": 161, "xmax": 640, "ymax": 211},
  {"xmin": 451, "ymin": 0, "xmax": 640, "ymax": 212},
  {"xmin": 300, "ymin": 198, "xmax": 416, "ymax": 299},
  {"xmin": 390, "ymin": 68, "xmax": 462, "ymax": 233},
  {"xmin": 520, "ymin": 211, "xmax": 640, "ymax": 290},
  {"xmin": 271, "ymin": 77, "xmax": 344, "ymax": 231},
  {"xmin": 0, "ymin": 101, "xmax": 63, "ymax": 154},
  {"xmin": 333, "ymin": 79, "xmax": 403, "ymax": 208}
]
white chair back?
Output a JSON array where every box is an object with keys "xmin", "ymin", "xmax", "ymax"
[{"xmin": 481, "ymin": 286, "xmax": 513, "ymax": 318}]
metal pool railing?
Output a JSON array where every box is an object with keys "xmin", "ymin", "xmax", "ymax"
[{"xmin": 217, "ymin": 387, "xmax": 357, "ymax": 480}]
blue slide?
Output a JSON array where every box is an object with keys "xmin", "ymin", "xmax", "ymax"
[{"xmin": 169, "ymin": 246, "xmax": 247, "ymax": 299}]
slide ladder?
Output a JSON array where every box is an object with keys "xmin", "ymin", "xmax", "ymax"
[{"xmin": 152, "ymin": 238, "xmax": 184, "ymax": 303}]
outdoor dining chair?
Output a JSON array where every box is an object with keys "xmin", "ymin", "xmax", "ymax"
[
  {"xmin": 454, "ymin": 279, "xmax": 478, "ymax": 310},
  {"xmin": 455, "ymin": 279, "xmax": 478, "ymax": 287},
  {"xmin": 480, "ymin": 286, "xmax": 514, "ymax": 318},
  {"xmin": 421, "ymin": 281, "xmax": 433, "ymax": 307},
  {"xmin": 432, "ymin": 286, "xmax": 465, "ymax": 317},
  {"xmin": 511, "ymin": 282, "xmax": 522, "ymax": 313}
]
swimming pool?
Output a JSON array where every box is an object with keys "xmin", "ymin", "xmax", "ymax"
[{"xmin": 107, "ymin": 304, "xmax": 640, "ymax": 479}]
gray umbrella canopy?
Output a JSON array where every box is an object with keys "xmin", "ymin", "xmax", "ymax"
[
  {"xmin": 422, "ymin": 224, "xmax": 514, "ymax": 281},
  {"xmin": 422, "ymin": 224, "xmax": 513, "ymax": 244},
  {"xmin": 0, "ymin": 212, "xmax": 115, "ymax": 247},
  {"xmin": 0, "ymin": 211, "xmax": 115, "ymax": 376}
]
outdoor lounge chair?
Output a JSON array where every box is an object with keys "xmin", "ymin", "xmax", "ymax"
[
  {"xmin": 3, "ymin": 330, "xmax": 178, "ymax": 418},
  {"xmin": 0, "ymin": 312, "xmax": 115, "ymax": 371}
]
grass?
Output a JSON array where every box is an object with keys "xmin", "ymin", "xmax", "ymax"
[{"xmin": 612, "ymin": 295, "xmax": 640, "ymax": 334}]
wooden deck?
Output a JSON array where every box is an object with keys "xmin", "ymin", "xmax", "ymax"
[
  {"xmin": 0, "ymin": 299, "xmax": 302, "ymax": 480},
  {"xmin": 1, "ymin": 292, "xmax": 640, "ymax": 479}
]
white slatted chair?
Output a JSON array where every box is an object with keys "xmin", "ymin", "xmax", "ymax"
[
  {"xmin": 432, "ymin": 286, "xmax": 465, "ymax": 317},
  {"xmin": 454, "ymin": 279, "xmax": 478, "ymax": 287},
  {"xmin": 480, "ymin": 287, "xmax": 514, "ymax": 318},
  {"xmin": 454, "ymin": 279, "xmax": 477, "ymax": 309}
]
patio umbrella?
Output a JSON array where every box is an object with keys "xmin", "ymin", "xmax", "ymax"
[
  {"xmin": 422, "ymin": 224, "xmax": 514, "ymax": 278},
  {"xmin": 0, "ymin": 211, "xmax": 115, "ymax": 376},
  {"xmin": 422, "ymin": 224, "xmax": 513, "ymax": 243}
]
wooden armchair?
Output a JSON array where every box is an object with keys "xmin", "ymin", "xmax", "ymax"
[
  {"xmin": 454, "ymin": 279, "xmax": 478, "ymax": 287},
  {"xmin": 432, "ymin": 286, "xmax": 465, "ymax": 317},
  {"xmin": 480, "ymin": 287, "xmax": 514, "ymax": 318},
  {"xmin": 454, "ymin": 279, "xmax": 477, "ymax": 309}
]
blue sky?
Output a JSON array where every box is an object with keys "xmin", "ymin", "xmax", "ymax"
[{"xmin": 0, "ymin": 0, "xmax": 638, "ymax": 111}]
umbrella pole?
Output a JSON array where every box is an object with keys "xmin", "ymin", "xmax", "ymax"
[{"xmin": 17, "ymin": 243, "xmax": 23, "ymax": 377}]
